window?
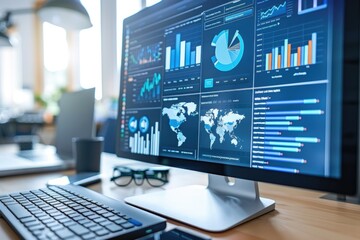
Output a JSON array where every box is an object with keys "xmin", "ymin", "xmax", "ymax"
[
  {"xmin": 43, "ymin": 22, "xmax": 68, "ymax": 91},
  {"xmin": 0, "ymin": 33, "xmax": 23, "ymax": 109},
  {"xmin": 146, "ymin": 0, "xmax": 161, "ymax": 7},
  {"xmin": 42, "ymin": 22, "xmax": 68, "ymax": 114},
  {"xmin": 79, "ymin": 0, "xmax": 102, "ymax": 100}
]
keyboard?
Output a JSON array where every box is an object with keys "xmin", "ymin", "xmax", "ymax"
[{"xmin": 0, "ymin": 185, "xmax": 166, "ymax": 240}]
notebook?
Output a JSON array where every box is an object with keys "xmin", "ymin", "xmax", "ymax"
[{"xmin": 0, "ymin": 88, "xmax": 95, "ymax": 177}]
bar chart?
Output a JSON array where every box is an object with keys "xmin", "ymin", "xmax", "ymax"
[
  {"xmin": 165, "ymin": 33, "xmax": 201, "ymax": 71},
  {"xmin": 251, "ymin": 84, "xmax": 326, "ymax": 175},
  {"xmin": 264, "ymin": 32, "xmax": 317, "ymax": 71},
  {"xmin": 164, "ymin": 18, "xmax": 202, "ymax": 71},
  {"xmin": 129, "ymin": 120, "xmax": 160, "ymax": 156}
]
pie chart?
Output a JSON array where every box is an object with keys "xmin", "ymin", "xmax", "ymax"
[
  {"xmin": 211, "ymin": 29, "xmax": 244, "ymax": 71},
  {"xmin": 139, "ymin": 116, "xmax": 149, "ymax": 133},
  {"xmin": 129, "ymin": 117, "xmax": 137, "ymax": 133}
]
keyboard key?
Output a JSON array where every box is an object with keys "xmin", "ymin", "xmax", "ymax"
[
  {"xmin": 105, "ymin": 223, "xmax": 123, "ymax": 232},
  {"xmin": 7, "ymin": 204, "xmax": 32, "ymax": 219},
  {"xmin": 0, "ymin": 196, "xmax": 12, "ymax": 201},
  {"xmin": 109, "ymin": 215, "xmax": 121, "ymax": 221},
  {"xmin": 68, "ymin": 213, "xmax": 80, "ymax": 218},
  {"xmin": 89, "ymin": 225, "xmax": 103, "ymax": 232},
  {"xmin": 24, "ymin": 220, "xmax": 41, "ymax": 227},
  {"xmin": 102, "ymin": 212, "xmax": 114, "ymax": 218},
  {"xmin": 28, "ymin": 224, "xmax": 45, "ymax": 232},
  {"xmin": 93, "ymin": 217, "xmax": 107, "ymax": 223},
  {"xmin": 38, "ymin": 215, "xmax": 52, "ymax": 221},
  {"xmin": 50, "ymin": 224, "xmax": 65, "ymax": 231},
  {"xmin": 96, "ymin": 209, "xmax": 108, "ymax": 215},
  {"xmin": 91, "ymin": 207, "xmax": 102, "ymax": 212},
  {"xmin": 46, "ymin": 221, "xmax": 60, "ymax": 228},
  {"xmin": 99, "ymin": 220, "xmax": 113, "ymax": 226},
  {"xmin": 128, "ymin": 218, "xmax": 143, "ymax": 226},
  {"xmin": 65, "ymin": 236, "xmax": 82, "ymax": 240},
  {"xmin": 58, "ymin": 217, "xmax": 72, "ymax": 224},
  {"xmin": 1, "ymin": 199, "xmax": 16, "ymax": 205},
  {"xmin": 55, "ymin": 228, "xmax": 75, "ymax": 239},
  {"xmin": 115, "ymin": 219, "xmax": 127, "ymax": 225},
  {"xmin": 81, "ymin": 232, "xmax": 96, "ymax": 240},
  {"xmin": 34, "ymin": 228, "xmax": 57, "ymax": 239},
  {"xmin": 77, "ymin": 218, "xmax": 91, "ymax": 225},
  {"xmin": 83, "ymin": 221, "xmax": 97, "ymax": 228},
  {"xmin": 63, "ymin": 221, "xmax": 77, "ymax": 227},
  {"xmin": 68, "ymin": 224, "xmax": 90, "ymax": 235},
  {"xmin": 34, "ymin": 212, "xmax": 47, "ymax": 218},
  {"xmin": 72, "ymin": 216, "xmax": 85, "ymax": 222},
  {"xmin": 95, "ymin": 229, "xmax": 109, "ymax": 236},
  {"xmin": 20, "ymin": 216, "xmax": 36, "ymax": 223},
  {"xmin": 10, "ymin": 193, "xmax": 22, "ymax": 198},
  {"xmin": 82, "ymin": 211, "xmax": 95, "ymax": 217},
  {"xmin": 73, "ymin": 206, "xmax": 85, "ymax": 211},
  {"xmin": 121, "ymin": 222, "xmax": 135, "ymax": 229},
  {"xmin": 87, "ymin": 214, "xmax": 100, "ymax": 219},
  {"xmin": 54, "ymin": 214, "xmax": 67, "ymax": 221}
]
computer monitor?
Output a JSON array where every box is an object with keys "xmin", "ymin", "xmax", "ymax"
[{"xmin": 116, "ymin": 0, "xmax": 359, "ymax": 232}]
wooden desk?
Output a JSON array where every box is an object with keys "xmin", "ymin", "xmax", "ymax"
[{"xmin": 1, "ymin": 153, "xmax": 360, "ymax": 240}]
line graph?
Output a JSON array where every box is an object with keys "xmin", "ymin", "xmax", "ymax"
[
  {"xmin": 260, "ymin": 1, "xmax": 287, "ymax": 20},
  {"xmin": 139, "ymin": 73, "xmax": 161, "ymax": 100},
  {"xmin": 127, "ymin": 71, "xmax": 162, "ymax": 107}
]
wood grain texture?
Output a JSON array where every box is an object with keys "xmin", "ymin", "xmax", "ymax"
[{"xmin": 0, "ymin": 150, "xmax": 359, "ymax": 240}]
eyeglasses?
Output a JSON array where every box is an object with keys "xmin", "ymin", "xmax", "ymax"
[{"xmin": 110, "ymin": 166, "xmax": 169, "ymax": 187}]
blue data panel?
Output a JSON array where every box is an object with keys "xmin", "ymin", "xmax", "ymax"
[
  {"xmin": 255, "ymin": 0, "xmax": 328, "ymax": 87},
  {"xmin": 120, "ymin": 109, "xmax": 161, "ymax": 156},
  {"xmin": 118, "ymin": 0, "xmax": 345, "ymax": 181},
  {"xmin": 126, "ymin": 32, "xmax": 163, "ymax": 73},
  {"xmin": 201, "ymin": 1, "xmax": 255, "ymax": 92},
  {"xmin": 160, "ymin": 95, "xmax": 200, "ymax": 160},
  {"xmin": 199, "ymin": 90, "xmax": 253, "ymax": 166},
  {"xmin": 164, "ymin": 16, "xmax": 202, "ymax": 96},
  {"xmin": 251, "ymin": 83, "xmax": 329, "ymax": 177},
  {"xmin": 126, "ymin": 69, "xmax": 162, "ymax": 108}
]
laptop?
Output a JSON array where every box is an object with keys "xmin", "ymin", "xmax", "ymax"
[{"xmin": 0, "ymin": 88, "xmax": 95, "ymax": 177}]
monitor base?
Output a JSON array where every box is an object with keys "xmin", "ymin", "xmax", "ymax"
[{"xmin": 125, "ymin": 174, "xmax": 275, "ymax": 232}]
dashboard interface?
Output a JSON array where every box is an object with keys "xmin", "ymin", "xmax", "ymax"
[{"xmin": 119, "ymin": 0, "xmax": 343, "ymax": 178}]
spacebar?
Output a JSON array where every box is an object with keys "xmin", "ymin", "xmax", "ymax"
[{"xmin": 7, "ymin": 204, "xmax": 32, "ymax": 219}]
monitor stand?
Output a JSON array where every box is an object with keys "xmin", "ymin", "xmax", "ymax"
[
  {"xmin": 321, "ymin": 174, "xmax": 360, "ymax": 204},
  {"xmin": 322, "ymin": 156, "xmax": 360, "ymax": 205},
  {"xmin": 125, "ymin": 174, "xmax": 275, "ymax": 232},
  {"xmin": 321, "ymin": 193, "xmax": 360, "ymax": 204}
]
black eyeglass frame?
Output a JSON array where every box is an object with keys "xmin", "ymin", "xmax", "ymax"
[{"xmin": 110, "ymin": 166, "xmax": 169, "ymax": 187}]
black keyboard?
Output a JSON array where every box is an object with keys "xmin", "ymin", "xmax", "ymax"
[{"xmin": 0, "ymin": 185, "xmax": 166, "ymax": 240}]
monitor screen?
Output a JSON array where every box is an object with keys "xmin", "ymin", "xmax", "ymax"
[{"xmin": 117, "ymin": 0, "xmax": 358, "ymax": 195}]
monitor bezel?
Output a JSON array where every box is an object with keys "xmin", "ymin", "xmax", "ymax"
[{"xmin": 116, "ymin": 0, "xmax": 359, "ymax": 195}]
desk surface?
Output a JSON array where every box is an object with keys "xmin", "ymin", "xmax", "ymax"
[{"xmin": 1, "ymin": 152, "xmax": 360, "ymax": 240}]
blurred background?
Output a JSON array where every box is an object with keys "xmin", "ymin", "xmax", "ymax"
[{"xmin": 0, "ymin": 0, "xmax": 161, "ymax": 146}]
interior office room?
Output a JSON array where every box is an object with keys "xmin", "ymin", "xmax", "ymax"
[{"xmin": 0, "ymin": 0, "xmax": 360, "ymax": 239}]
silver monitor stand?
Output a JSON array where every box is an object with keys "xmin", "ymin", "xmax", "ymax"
[{"xmin": 125, "ymin": 174, "xmax": 275, "ymax": 232}]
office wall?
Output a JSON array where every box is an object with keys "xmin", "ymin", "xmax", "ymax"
[{"xmin": 0, "ymin": 0, "xmax": 143, "ymax": 106}]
